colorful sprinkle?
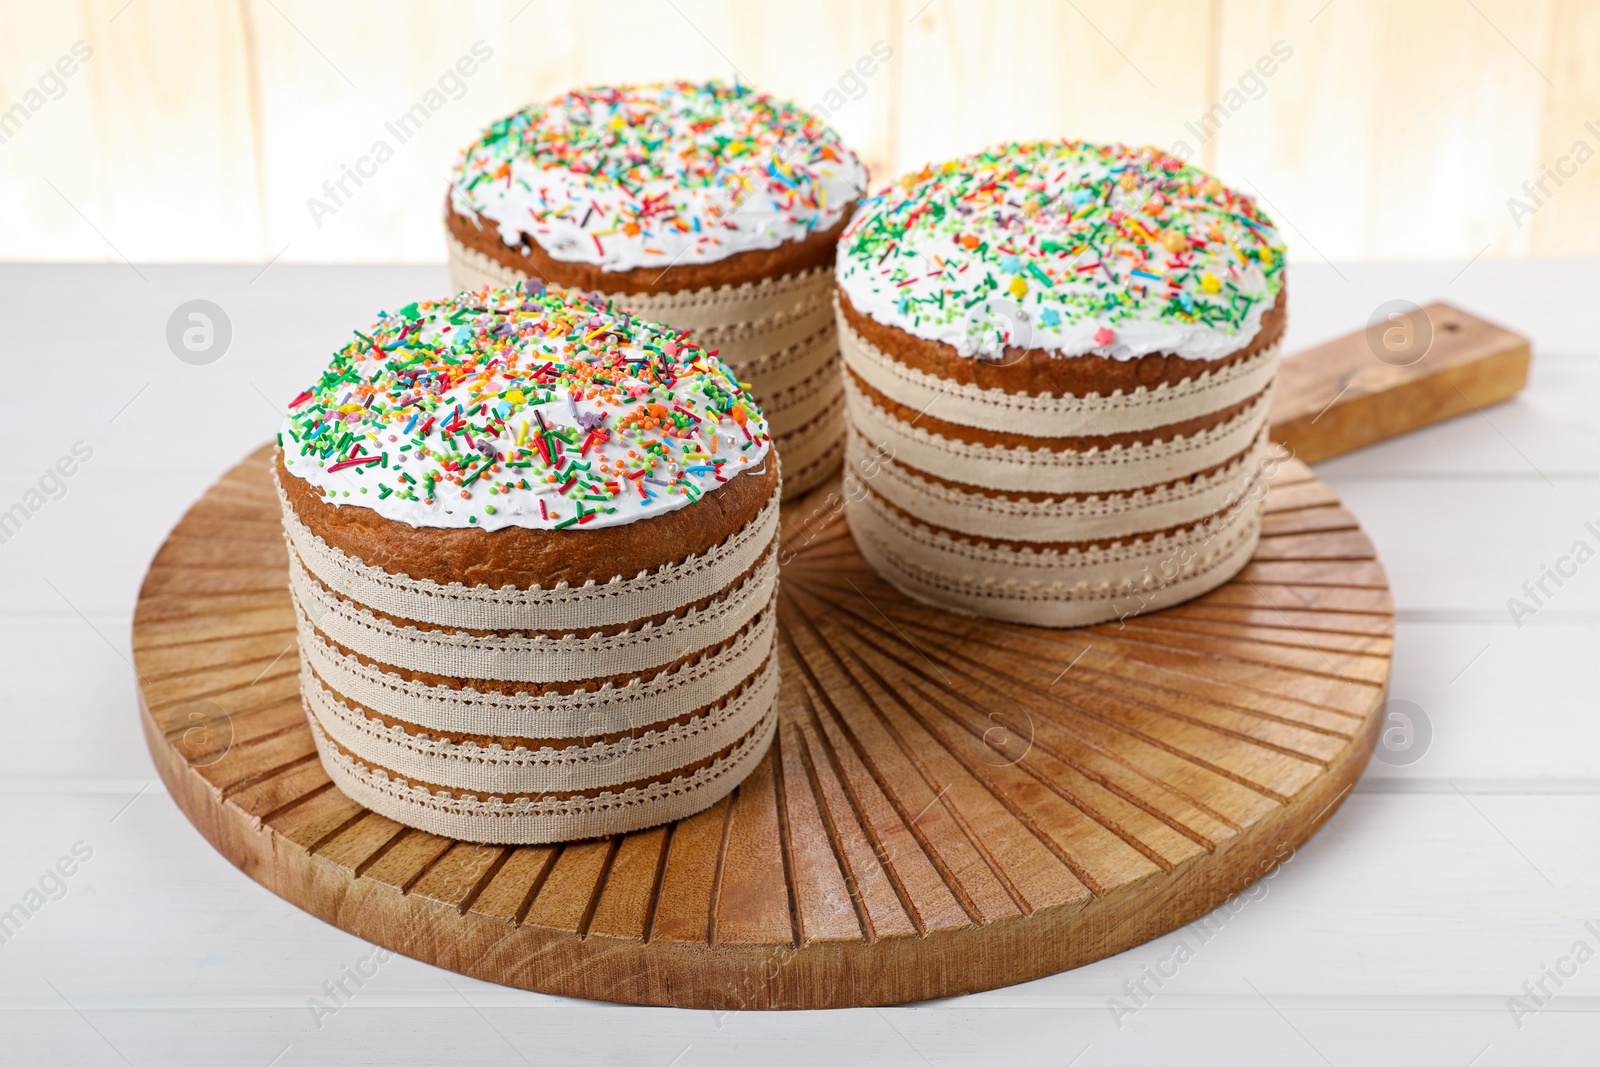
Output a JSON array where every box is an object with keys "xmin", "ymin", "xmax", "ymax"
[
  {"xmin": 451, "ymin": 81, "xmax": 868, "ymax": 272},
  {"xmin": 280, "ymin": 283, "xmax": 773, "ymax": 532},
  {"xmin": 836, "ymin": 140, "xmax": 1286, "ymax": 361}
]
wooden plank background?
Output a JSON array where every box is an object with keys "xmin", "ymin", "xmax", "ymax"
[{"xmin": 0, "ymin": 0, "xmax": 1595, "ymax": 262}]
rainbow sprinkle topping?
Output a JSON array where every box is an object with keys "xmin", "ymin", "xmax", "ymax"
[
  {"xmin": 450, "ymin": 81, "xmax": 868, "ymax": 273},
  {"xmin": 279, "ymin": 283, "xmax": 772, "ymax": 531},
  {"xmin": 836, "ymin": 140, "xmax": 1286, "ymax": 361}
]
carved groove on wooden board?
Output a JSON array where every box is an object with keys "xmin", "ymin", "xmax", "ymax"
[{"xmin": 133, "ymin": 444, "xmax": 1392, "ymax": 1009}]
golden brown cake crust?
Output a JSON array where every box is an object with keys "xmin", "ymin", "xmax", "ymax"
[
  {"xmin": 838, "ymin": 284, "xmax": 1286, "ymax": 398},
  {"xmin": 446, "ymin": 194, "xmax": 855, "ymax": 296},
  {"xmin": 277, "ymin": 449, "xmax": 778, "ymax": 589}
]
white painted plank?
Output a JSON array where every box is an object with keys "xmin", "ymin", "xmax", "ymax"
[
  {"xmin": 1312, "ymin": 353, "xmax": 1598, "ymax": 480},
  {"xmin": 1, "ymin": 792, "xmax": 1598, "ymax": 1062},
  {"xmin": 1370, "ymin": 621, "xmax": 1600, "ymax": 785},
  {"xmin": 0, "ymin": 264, "xmax": 446, "ymax": 480},
  {"xmin": 0, "ymin": 623, "xmax": 149, "ymax": 782},
  {"xmin": 1332, "ymin": 476, "xmax": 1600, "ymax": 616},
  {"xmin": 1280, "ymin": 258, "xmax": 1600, "ymax": 361},
  {"xmin": 9, "ymin": 1003, "xmax": 1599, "ymax": 1066},
  {"xmin": 4, "ymin": 260, "xmax": 1584, "ymax": 485},
  {"xmin": 1213, "ymin": 0, "xmax": 1553, "ymax": 262}
]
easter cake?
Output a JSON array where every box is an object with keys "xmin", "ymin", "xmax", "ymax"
[
  {"xmin": 446, "ymin": 81, "xmax": 868, "ymax": 499},
  {"xmin": 835, "ymin": 141, "xmax": 1287, "ymax": 626},
  {"xmin": 275, "ymin": 283, "xmax": 779, "ymax": 843}
]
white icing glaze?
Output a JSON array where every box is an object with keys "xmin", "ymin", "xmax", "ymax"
[
  {"xmin": 835, "ymin": 141, "xmax": 1286, "ymax": 362},
  {"xmin": 279, "ymin": 285, "xmax": 772, "ymax": 532},
  {"xmin": 450, "ymin": 81, "xmax": 868, "ymax": 273}
]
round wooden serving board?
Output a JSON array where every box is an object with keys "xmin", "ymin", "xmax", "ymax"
[{"xmin": 133, "ymin": 444, "xmax": 1392, "ymax": 1009}]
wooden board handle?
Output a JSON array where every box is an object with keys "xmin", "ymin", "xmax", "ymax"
[{"xmin": 1268, "ymin": 301, "xmax": 1530, "ymax": 463}]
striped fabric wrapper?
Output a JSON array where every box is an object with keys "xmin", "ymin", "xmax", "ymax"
[
  {"xmin": 275, "ymin": 467, "xmax": 781, "ymax": 844},
  {"xmin": 837, "ymin": 306, "xmax": 1283, "ymax": 628}
]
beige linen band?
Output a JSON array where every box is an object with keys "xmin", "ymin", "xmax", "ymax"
[
  {"xmin": 772, "ymin": 394, "xmax": 845, "ymax": 495},
  {"xmin": 446, "ymin": 230, "xmax": 833, "ymax": 365},
  {"xmin": 848, "ymin": 485, "xmax": 1264, "ymax": 627},
  {"xmin": 844, "ymin": 372, "xmax": 1273, "ymax": 495},
  {"xmin": 837, "ymin": 305, "xmax": 1277, "ymax": 627},
  {"xmin": 620, "ymin": 272, "xmax": 834, "ymax": 367},
  {"xmin": 308, "ymin": 709, "xmax": 778, "ymax": 845},
  {"xmin": 734, "ymin": 322, "xmax": 841, "ymax": 398},
  {"xmin": 762, "ymin": 353, "xmax": 847, "ymax": 439},
  {"xmin": 848, "ymin": 426, "xmax": 1272, "ymax": 544},
  {"xmin": 447, "ymin": 230, "xmax": 830, "ymax": 336},
  {"xmin": 288, "ymin": 548, "xmax": 777, "ymax": 683},
  {"xmin": 295, "ymin": 600, "xmax": 777, "ymax": 738},
  {"xmin": 447, "ymin": 230, "xmax": 539, "ymax": 294},
  {"xmin": 277, "ymin": 470, "xmax": 779, "ymax": 632},
  {"xmin": 838, "ymin": 308, "xmax": 1281, "ymax": 438},
  {"xmin": 280, "ymin": 447, "xmax": 782, "ymax": 840},
  {"xmin": 303, "ymin": 653, "xmax": 779, "ymax": 795}
]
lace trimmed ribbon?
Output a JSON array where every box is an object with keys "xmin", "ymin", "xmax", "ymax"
[
  {"xmin": 303, "ymin": 653, "xmax": 779, "ymax": 795},
  {"xmin": 295, "ymin": 599, "xmax": 777, "ymax": 738},
  {"xmin": 447, "ymin": 232, "xmax": 831, "ymax": 338},
  {"xmin": 289, "ymin": 547, "xmax": 777, "ymax": 683},
  {"xmin": 279, "ymin": 455, "xmax": 782, "ymax": 841},
  {"xmin": 838, "ymin": 306, "xmax": 1282, "ymax": 438},
  {"xmin": 309, "ymin": 708, "xmax": 778, "ymax": 845},
  {"xmin": 277, "ymin": 469, "xmax": 779, "ymax": 632},
  {"xmin": 848, "ymin": 483, "xmax": 1264, "ymax": 627},
  {"xmin": 848, "ymin": 426, "xmax": 1272, "ymax": 544},
  {"xmin": 844, "ymin": 372, "xmax": 1274, "ymax": 495},
  {"xmin": 837, "ymin": 308, "xmax": 1280, "ymax": 626}
]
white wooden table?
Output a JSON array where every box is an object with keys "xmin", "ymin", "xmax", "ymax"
[{"xmin": 2, "ymin": 258, "xmax": 1595, "ymax": 1065}]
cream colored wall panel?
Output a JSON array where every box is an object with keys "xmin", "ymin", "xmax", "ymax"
[
  {"xmin": 247, "ymin": 0, "xmax": 511, "ymax": 262},
  {"xmin": 481, "ymin": 1, "xmax": 897, "ymax": 191},
  {"xmin": 893, "ymin": 0, "xmax": 1212, "ymax": 176},
  {"xmin": 250, "ymin": 0, "xmax": 895, "ymax": 262},
  {"xmin": 1212, "ymin": 0, "xmax": 1553, "ymax": 262},
  {"xmin": 0, "ymin": 0, "xmax": 1597, "ymax": 262},
  {"xmin": 0, "ymin": 4, "xmax": 101, "ymax": 259},
  {"xmin": 72, "ymin": 0, "xmax": 260, "ymax": 260},
  {"xmin": 1525, "ymin": 0, "xmax": 1600, "ymax": 257}
]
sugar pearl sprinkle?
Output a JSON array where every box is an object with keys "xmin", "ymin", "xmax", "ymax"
[
  {"xmin": 836, "ymin": 140, "xmax": 1287, "ymax": 362},
  {"xmin": 449, "ymin": 80, "xmax": 868, "ymax": 272},
  {"xmin": 279, "ymin": 283, "xmax": 773, "ymax": 532}
]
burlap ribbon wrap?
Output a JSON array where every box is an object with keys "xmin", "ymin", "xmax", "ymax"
[
  {"xmin": 837, "ymin": 308, "xmax": 1282, "ymax": 627},
  {"xmin": 276, "ymin": 467, "xmax": 780, "ymax": 844}
]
